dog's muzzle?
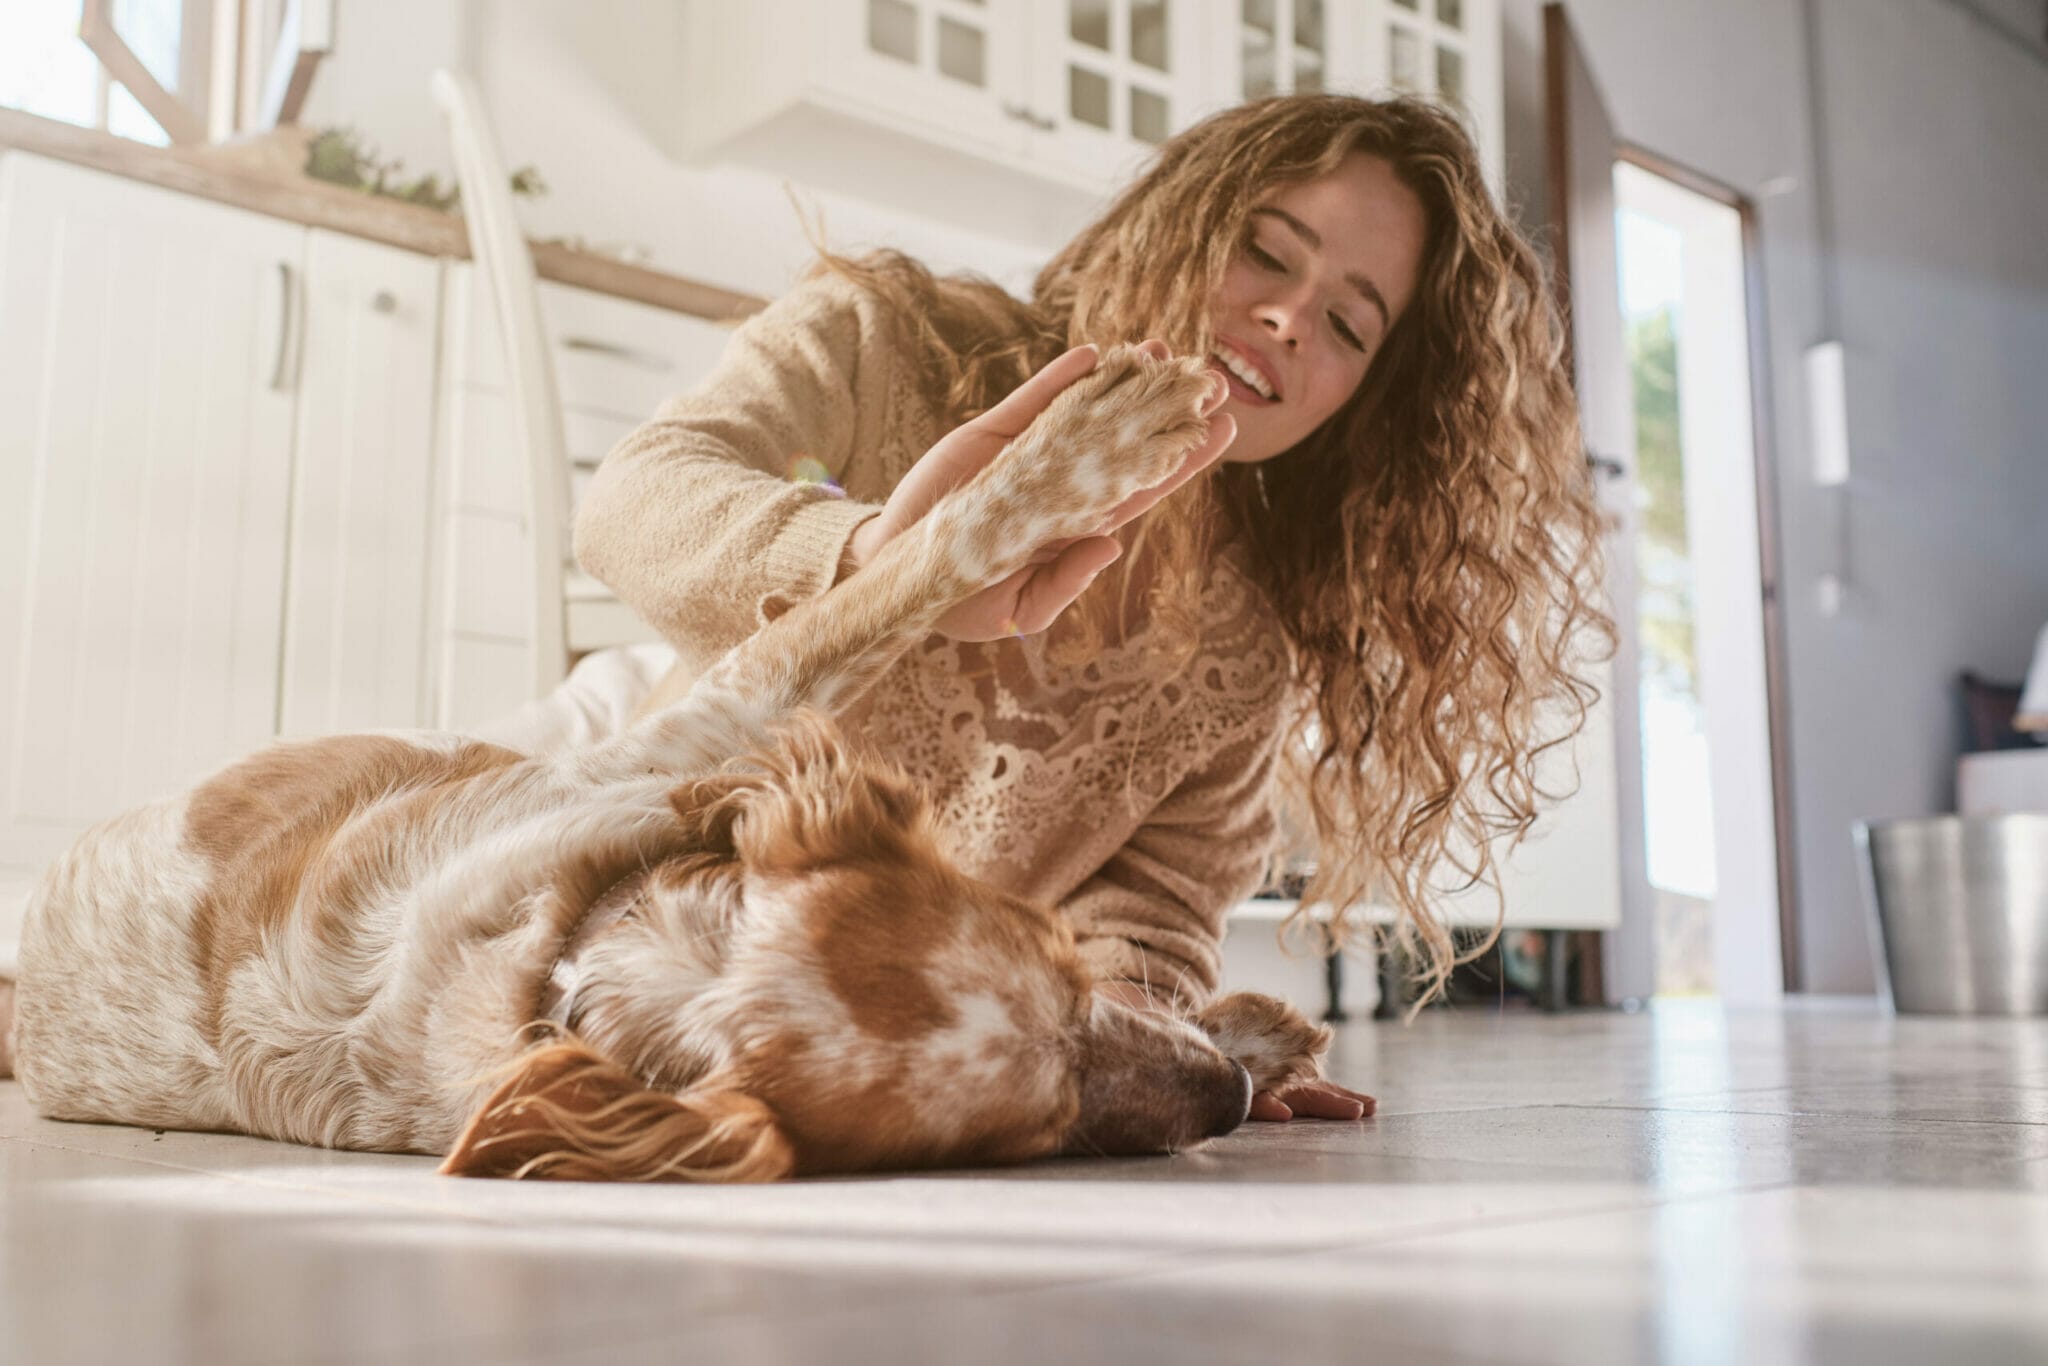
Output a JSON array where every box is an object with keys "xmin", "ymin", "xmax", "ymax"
[{"xmin": 1205, "ymin": 1058, "xmax": 1254, "ymax": 1138}]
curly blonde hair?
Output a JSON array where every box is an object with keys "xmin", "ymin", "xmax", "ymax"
[{"xmin": 807, "ymin": 94, "xmax": 1612, "ymax": 1005}]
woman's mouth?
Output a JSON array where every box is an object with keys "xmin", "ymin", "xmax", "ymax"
[{"xmin": 1208, "ymin": 344, "xmax": 1280, "ymax": 405}]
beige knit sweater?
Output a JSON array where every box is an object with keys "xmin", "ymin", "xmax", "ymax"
[{"xmin": 573, "ymin": 272, "xmax": 1290, "ymax": 1000}]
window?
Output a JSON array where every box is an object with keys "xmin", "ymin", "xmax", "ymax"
[{"xmin": 1, "ymin": 0, "xmax": 319, "ymax": 147}]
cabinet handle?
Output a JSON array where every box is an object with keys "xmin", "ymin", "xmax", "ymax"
[
  {"xmin": 269, "ymin": 260, "xmax": 297, "ymax": 392},
  {"xmin": 1000, "ymin": 101, "xmax": 1056, "ymax": 132},
  {"xmin": 559, "ymin": 335, "xmax": 671, "ymax": 373}
]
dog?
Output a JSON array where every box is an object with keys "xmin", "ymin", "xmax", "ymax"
[{"xmin": 4, "ymin": 346, "xmax": 1332, "ymax": 1180}]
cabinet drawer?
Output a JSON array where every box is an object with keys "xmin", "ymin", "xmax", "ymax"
[{"xmin": 458, "ymin": 267, "xmax": 737, "ymax": 418}]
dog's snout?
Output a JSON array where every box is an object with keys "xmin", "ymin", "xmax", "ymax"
[{"xmin": 1205, "ymin": 1058, "xmax": 1253, "ymax": 1138}]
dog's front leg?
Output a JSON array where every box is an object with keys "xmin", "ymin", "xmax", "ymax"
[{"xmin": 569, "ymin": 345, "xmax": 1216, "ymax": 785}]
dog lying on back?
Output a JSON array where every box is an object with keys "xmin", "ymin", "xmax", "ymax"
[{"xmin": 5, "ymin": 346, "xmax": 1331, "ymax": 1180}]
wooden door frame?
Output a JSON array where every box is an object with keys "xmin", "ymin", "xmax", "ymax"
[{"xmin": 1610, "ymin": 141, "xmax": 1806, "ymax": 994}]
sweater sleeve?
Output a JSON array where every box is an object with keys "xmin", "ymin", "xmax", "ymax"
[
  {"xmin": 1061, "ymin": 722, "xmax": 1285, "ymax": 1006},
  {"xmin": 572, "ymin": 272, "xmax": 892, "ymax": 659}
]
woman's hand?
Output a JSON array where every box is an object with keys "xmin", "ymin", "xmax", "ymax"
[
  {"xmin": 843, "ymin": 339, "xmax": 1236, "ymax": 642},
  {"xmin": 1248, "ymin": 1080, "xmax": 1376, "ymax": 1122}
]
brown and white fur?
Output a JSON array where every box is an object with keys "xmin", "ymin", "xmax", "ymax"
[{"xmin": 5, "ymin": 347, "xmax": 1331, "ymax": 1181}]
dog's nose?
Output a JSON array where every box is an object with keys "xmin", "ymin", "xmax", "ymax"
[{"xmin": 1205, "ymin": 1058, "xmax": 1253, "ymax": 1138}]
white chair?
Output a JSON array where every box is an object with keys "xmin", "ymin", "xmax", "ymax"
[{"xmin": 431, "ymin": 67, "xmax": 571, "ymax": 698}]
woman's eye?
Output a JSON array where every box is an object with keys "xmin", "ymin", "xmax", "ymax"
[{"xmin": 1246, "ymin": 238, "xmax": 1368, "ymax": 355}]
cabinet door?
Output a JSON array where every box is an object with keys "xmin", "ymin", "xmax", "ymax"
[
  {"xmin": 1204, "ymin": 1, "xmax": 1505, "ymax": 194},
  {"xmin": 1218, "ymin": 0, "xmax": 1359, "ymax": 102},
  {"xmin": 820, "ymin": 0, "xmax": 1032, "ymax": 159},
  {"xmin": 276, "ymin": 229, "xmax": 442, "ymax": 737},
  {"xmin": 1021, "ymin": 0, "xmax": 1210, "ymax": 183},
  {"xmin": 0, "ymin": 154, "xmax": 302, "ymax": 918},
  {"xmin": 1370, "ymin": 0, "xmax": 1504, "ymax": 190}
]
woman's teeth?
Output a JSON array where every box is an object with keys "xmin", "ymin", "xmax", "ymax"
[{"xmin": 1211, "ymin": 346, "xmax": 1276, "ymax": 401}]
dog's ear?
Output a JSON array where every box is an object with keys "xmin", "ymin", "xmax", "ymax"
[
  {"xmin": 666, "ymin": 769, "xmax": 765, "ymax": 857},
  {"xmin": 441, "ymin": 1040, "xmax": 792, "ymax": 1182},
  {"xmin": 669, "ymin": 713, "xmax": 931, "ymax": 873}
]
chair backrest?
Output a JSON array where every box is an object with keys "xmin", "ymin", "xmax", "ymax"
[{"xmin": 431, "ymin": 67, "xmax": 569, "ymax": 698}]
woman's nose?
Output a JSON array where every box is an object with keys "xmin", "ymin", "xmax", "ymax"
[{"xmin": 1252, "ymin": 296, "xmax": 1309, "ymax": 351}]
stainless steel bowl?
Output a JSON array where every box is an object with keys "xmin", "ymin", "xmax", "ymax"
[{"xmin": 1855, "ymin": 814, "xmax": 2048, "ymax": 1015}]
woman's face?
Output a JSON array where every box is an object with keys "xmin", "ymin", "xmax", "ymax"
[{"xmin": 1204, "ymin": 152, "xmax": 1429, "ymax": 464}]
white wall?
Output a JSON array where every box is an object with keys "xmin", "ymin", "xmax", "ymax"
[{"xmin": 1504, "ymin": 0, "xmax": 2048, "ymax": 993}]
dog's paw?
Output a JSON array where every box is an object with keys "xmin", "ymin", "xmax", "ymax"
[
  {"xmin": 994, "ymin": 343, "xmax": 1215, "ymax": 540},
  {"xmin": 1194, "ymin": 992, "xmax": 1332, "ymax": 1094}
]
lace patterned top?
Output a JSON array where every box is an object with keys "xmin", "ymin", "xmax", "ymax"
[{"xmin": 573, "ymin": 270, "xmax": 1290, "ymax": 1000}]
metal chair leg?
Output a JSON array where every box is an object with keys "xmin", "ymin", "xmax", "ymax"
[
  {"xmin": 1323, "ymin": 949, "xmax": 1349, "ymax": 1023},
  {"xmin": 1542, "ymin": 928, "xmax": 1570, "ymax": 1013},
  {"xmin": 1375, "ymin": 944, "xmax": 1405, "ymax": 1020}
]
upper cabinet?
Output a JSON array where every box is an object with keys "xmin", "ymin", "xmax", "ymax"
[
  {"xmin": 671, "ymin": 0, "xmax": 1502, "ymax": 249},
  {"xmin": 1013, "ymin": 1, "xmax": 1212, "ymax": 186}
]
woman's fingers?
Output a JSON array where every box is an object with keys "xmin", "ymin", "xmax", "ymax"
[
  {"xmin": 1284, "ymin": 1081, "xmax": 1377, "ymax": 1120},
  {"xmin": 1249, "ymin": 1081, "xmax": 1377, "ymax": 1123},
  {"xmin": 1008, "ymin": 537, "xmax": 1123, "ymax": 635},
  {"xmin": 969, "ymin": 343, "xmax": 1102, "ymax": 440},
  {"xmin": 1248, "ymin": 1092, "xmax": 1294, "ymax": 1122}
]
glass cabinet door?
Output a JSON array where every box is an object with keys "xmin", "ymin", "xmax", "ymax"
[
  {"xmin": 1238, "ymin": 0, "xmax": 1329, "ymax": 100},
  {"xmin": 864, "ymin": 0, "xmax": 996, "ymax": 88},
  {"xmin": 849, "ymin": 0, "xmax": 1031, "ymax": 154},
  {"xmin": 1022, "ymin": 0, "xmax": 1209, "ymax": 178},
  {"xmin": 1380, "ymin": 0, "xmax": 1471, "ymax": 110}
]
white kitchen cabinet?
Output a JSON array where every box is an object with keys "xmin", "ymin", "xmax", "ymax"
[
  {"xmin": 671, "ymin": 0, "xmax": 1503, "ymax": 244},
  {"xmin": 0, "ymin": 154, "xmax": 303, "ymax": 911},
  {"xmin": 0, "ymin": 155, "xmax": 450, "ymax": 946},
  {"xmin": 1015, "ymin": 1, "xmax": 1214, "ymax": 186},
  {"xmin": 0, "ymin": 150, "xmax": 754, "ymax": 952},
  {"xmin": 277, "ymin": 229, "xmax": 443, "ymax": 738}
]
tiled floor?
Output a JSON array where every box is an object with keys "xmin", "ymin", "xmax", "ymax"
[{"xmin": 5, "ymin": 1001, "xmax": 2047, "ymax": 1365}]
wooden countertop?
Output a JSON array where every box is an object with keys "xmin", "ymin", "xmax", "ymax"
[{"xmin": 0, "ymin": 106, "xmax": 767, "ymax": 324}]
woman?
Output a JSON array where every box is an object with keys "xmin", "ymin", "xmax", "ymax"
[{"xmin": 570, "ymin": 94, "xmax": 1610, "ymax": 1122}]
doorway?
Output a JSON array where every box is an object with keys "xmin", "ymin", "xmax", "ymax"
[{"xmin": 1611, "ymin": 154, "xmax": 1787, "ymax": 1005}]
